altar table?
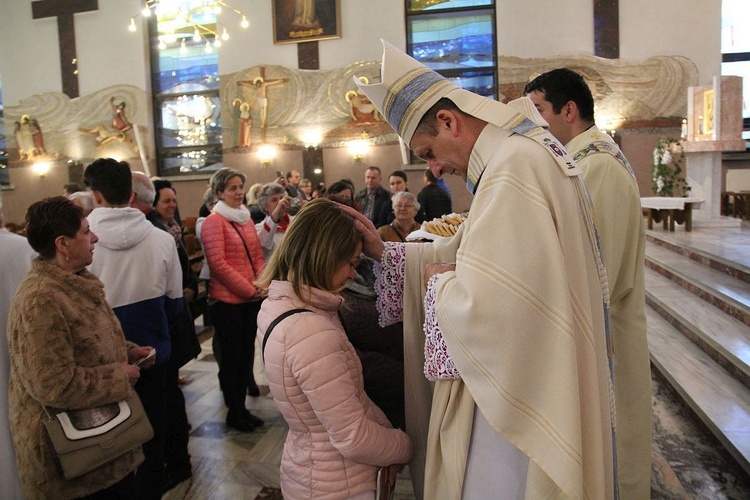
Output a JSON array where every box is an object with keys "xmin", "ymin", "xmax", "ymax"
[{"xmin": 640, "ymin": 197, "xmax": 704, "ymax": 232}]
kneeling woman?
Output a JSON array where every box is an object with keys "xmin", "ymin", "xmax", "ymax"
[{"xmin": 256, "ymin": 199, "xmax": 411, "ymax": 499}]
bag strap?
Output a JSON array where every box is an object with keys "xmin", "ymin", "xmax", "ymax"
[
  {"xmin": 41, "ymin": 404, "xmax": 54, "ymax": 422},
  {"xmin": 262, "ymin": 308, "xmax": 311, "ymax": 363},
  {"xmin": 389, "ymin": 223, "xmax": 407, "ymax": 243},
  {"xmin": 229, "ymin": 222, "xmax": 255, "ymax": 271}
]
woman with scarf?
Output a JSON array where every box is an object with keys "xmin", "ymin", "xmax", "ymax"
[{"xmin": 201, "ymin": 168, "xmax": 266, "ymax": 433}]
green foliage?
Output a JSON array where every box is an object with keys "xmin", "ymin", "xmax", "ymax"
[{"xmin": 652, "ymin": 137, "xmax": 691, "ymax": 197}]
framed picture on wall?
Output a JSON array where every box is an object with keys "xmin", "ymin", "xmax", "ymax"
[{"xmin": 272, "ymin": 0, "xmax": 341, "ymax": 44}]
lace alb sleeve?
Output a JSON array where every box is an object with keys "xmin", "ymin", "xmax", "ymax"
[
  {"xmin": 423, "ymin": 274, "xmax": 460, "ymax": 381},
  {"xmin": 375, "ymin": 242, "xmax": 406, "ymax": 327}
]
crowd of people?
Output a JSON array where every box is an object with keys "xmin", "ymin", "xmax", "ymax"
[{"xmin": 0, "ymin": 42, "xmax": 651, "ymax": 500}]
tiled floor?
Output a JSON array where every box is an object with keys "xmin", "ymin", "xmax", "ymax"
[{"xmin": 163, "ymin": 331, "xmax": 750, "ymax": 499}]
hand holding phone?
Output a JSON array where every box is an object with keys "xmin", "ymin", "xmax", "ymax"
[{"xmin": 134, "ymin": 348, "xmax": 156, "ymax": 367}]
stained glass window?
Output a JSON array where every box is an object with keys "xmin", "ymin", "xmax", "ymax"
[
  {"xmin": 150, "ymin": 1, "xmax": 223, "ymax": 176},
  {"xmin": 406, "ymin": 0, "xmax": 497, "ymax": 99}
]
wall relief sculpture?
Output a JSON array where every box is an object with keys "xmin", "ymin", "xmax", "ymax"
[
  {"xmin": 4, "ymin": 54, "xmax": 698, "ymax": 169},
  {"xmin": 4, "ymin": 85, "xmax": 149, "ymax": 165},
  {"xmin": 495, "ymin": 54, "xmax": 699, "ymax": 127}
]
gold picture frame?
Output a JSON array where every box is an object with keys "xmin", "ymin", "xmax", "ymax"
[
  {"xmin": 272, "ymin": 0, "xmax": 341, "ymax": 45},
  {"xmin": 702, "ymin": 88, "xmax": 714, "ymax": 136}
]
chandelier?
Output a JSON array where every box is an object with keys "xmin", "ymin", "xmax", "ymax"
[{"xmin": 129, "ymin": 0, "xmax": 250, "ymax": 52}]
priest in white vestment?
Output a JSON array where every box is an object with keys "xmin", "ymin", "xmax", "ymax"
[
  {"xmin": 343, "ymin": 41, "xmax": 619, "ymax": 500},
  {"xmin": 526, "ymin": 69, "xmax": 652, "ymax": 499}
]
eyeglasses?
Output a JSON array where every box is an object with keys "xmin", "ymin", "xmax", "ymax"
[{"xmin": 394, "ymin": 204, "xmax": 415, "ymax": 209}]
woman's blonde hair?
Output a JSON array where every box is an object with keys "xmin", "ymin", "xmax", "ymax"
[{"xmin": 256, "ymin": 198, "xmax": 361, "ymax": 302}]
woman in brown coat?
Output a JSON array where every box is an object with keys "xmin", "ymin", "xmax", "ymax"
[{"xmin": 7, "ymin": 197, "xmax": 154, "ymax": 499}]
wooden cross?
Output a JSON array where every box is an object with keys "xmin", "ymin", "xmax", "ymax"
[
  {"xmin": 593, "ymin": 0, "xmax": 619, "ymax": 59},
  {"xmin": 298, "ymin": 42, "xmax": 319, "ymax": 70},
  {"xmin": 32, "ymin": 0, "xmax": 99, "ymax": 98}
]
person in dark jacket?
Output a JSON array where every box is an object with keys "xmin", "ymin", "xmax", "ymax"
[
  {"xmin": 147, "ymin": 179, "xmax": 201, "ymax": 493},
  {"xmin": 338, "ymin": 256, "xmax": 405, "ymax": 429},
  {"xmin": 354, "ymin": 166, "xmax": 391, "ymax": 226},
  {"xmin": 417, "ymin": 167, "xmax": 453, "ymax": 221}
]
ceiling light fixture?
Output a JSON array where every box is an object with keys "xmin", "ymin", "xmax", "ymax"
[{"xmin": 128, "ymin": 0, "xmax": 250, "ymax": 50}]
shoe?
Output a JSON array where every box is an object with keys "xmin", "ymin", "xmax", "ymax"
[
  {"xmin": 162, "ymin": 465, "xmax": 192, "ymax": 494},
  {"xmin": 242, "ymin": 409, "xmax": 264, "ymax": 427},
  {"xmin": 226, "ymin": 409, "xmax": 256, "ymax": 433},
  {"xmin": 247, "ymin": 380, "xmax": 260, "ymax": 397}
]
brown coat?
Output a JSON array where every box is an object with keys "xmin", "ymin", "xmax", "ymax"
[{"xmin": 7, "ymin": 259, "xmax": 143, "ymax": 499}]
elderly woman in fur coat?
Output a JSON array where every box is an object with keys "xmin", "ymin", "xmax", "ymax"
[{"xmin": 6, "ymin": 197, "xmax": 154, "ymax": 499}]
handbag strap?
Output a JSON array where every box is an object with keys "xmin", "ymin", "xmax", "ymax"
[
  {"xmin": 41, "ymin": 404, "xmax": 54, "ymax": 422},
  {"xmin": 230, "ymin": 222, "xmax": 255, "ymax": 271},
  {"xmin": 389, "ymin": 223, "xmax": 407, "ymax": 243},
  {"xmin": 262, "ymin": 309, "xmax": 311, "ymax": 363}
]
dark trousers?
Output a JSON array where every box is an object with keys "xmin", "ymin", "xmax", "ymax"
[
  {"xmin": 164, "ymin": 362, "xmax": 191, "ymax": 475},
  {"xmin": 134, "ymin": 363, "xmax": 168, "ymax": 500},
  {"xmin": 77, "ymin": 472, "xmax": 136, "ymax": 499},
  {"xmin": 210, "ymin": 300, "xmax": 261, "ymax": 411}
]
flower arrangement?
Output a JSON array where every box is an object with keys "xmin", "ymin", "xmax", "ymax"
[{"xmin": 652, "ymin": 137, "xmax": 690, "ymax": 197}]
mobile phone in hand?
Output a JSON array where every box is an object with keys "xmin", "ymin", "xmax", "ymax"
[
  {"xmin": 276, "ymin": 170, "xmax": 283, "ymax": 178},
  {"xmin": 134, "ymin": 349, "xmax": 156, "ymax": 367}
]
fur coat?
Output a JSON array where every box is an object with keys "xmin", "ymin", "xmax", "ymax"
[{"xmin": 7, "ymin": 259, "xmax": 143, "ymax": 499}]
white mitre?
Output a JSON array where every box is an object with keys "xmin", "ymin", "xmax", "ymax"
[
  {"xmin": 353, "ymin": 40, "xmax": 543, "ymax": 146},
  {"xmin": 353, "ymin": 41, "xmax": 578, "ymax": 183},
  {"xmin": 505, "ymin": 96, "xmax": 549, "ymax": 128}
]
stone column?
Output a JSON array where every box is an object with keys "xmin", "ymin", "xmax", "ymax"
[{"xmin": 686, "ymin": 150, "xmax": 740, "ymax": 227}]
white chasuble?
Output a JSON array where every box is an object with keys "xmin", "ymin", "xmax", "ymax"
[{"xmin": 401, "ymin": 125, "xmax": 615, "ymax": 500}]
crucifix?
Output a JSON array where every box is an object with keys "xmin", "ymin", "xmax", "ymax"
[
  {"xmin": 32, "ymin": 0, "xmax": 99, "ymax": 98},
  {"xmin": 237, "ymin": 67, "xmax": 290, "ymax": 143}
]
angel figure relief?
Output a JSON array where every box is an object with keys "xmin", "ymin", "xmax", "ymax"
[
  {"xmin": 345, "ymin": 77, "xmax": 382, "ymax": 124},
  {"xmin": 79, "ymin": 96, "xmax": 138, "ymax": 152},
  {"xmin": 14, "ymin": 114, "xmax": 47, "ymax": 160}
]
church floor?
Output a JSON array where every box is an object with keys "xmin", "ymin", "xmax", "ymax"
[{"xmin": 163, "ymin": 329, "xmax": 750, "ymax": 500}]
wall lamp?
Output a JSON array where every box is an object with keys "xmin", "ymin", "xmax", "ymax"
[
  {"xmin": 347, "ymin": 132, "xmax": 370, "ymax": 163},
  {"xmin": 32, "ymin": 162, "xmax": 51, "ymax": 178},
  {"xmin": 257, "ymin": 144, "xmax": 277, "ymax": 168}
]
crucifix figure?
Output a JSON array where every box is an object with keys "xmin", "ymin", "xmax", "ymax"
[
  {"xmin": 237, "ymin": 67, "xmax": 289, "ymax": 143},
  {"xmin": 32, "ymin": 0, "xmax": 99, "ymax": 98}
]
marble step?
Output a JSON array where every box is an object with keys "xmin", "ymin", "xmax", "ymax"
[
  {"xmin": 645, "ymin": 229, "xmax": 750, "ymax": 283},
  {"xmin": 645, "ymin": 242, "xmax": 750, "ymax": 327},
  {"xmin": 644, "ymin": 267, "xmax": 750, "ymax": 389},
  {"xmin": 646, "ymin": 306, "xmax": 750, "ymax": 476}
]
